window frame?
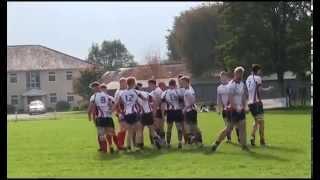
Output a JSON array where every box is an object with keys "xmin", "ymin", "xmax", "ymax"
[
  {"xmin": 66, "ymin": 71, "xmax": 73, "ymax": 80},
  {"xmin": 48, "ymin": 72, "xmax": 56, "ymax": 82}
]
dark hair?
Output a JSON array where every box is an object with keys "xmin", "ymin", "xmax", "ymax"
[
  {"xmin": 178, "ymin": 74, "xmax": 183, "ymax": 79},
  {"xmin": 137, "ymin": 82, "xmax": 142, "ymax": 87},
  {"xmin": 169, "ymin": 79, "xmax": 176, "ymax": 86},
  {"xmin": 252, "ymin": 64, "xmax": 262, "ymax": 74},
  {"xmin": 127, "ymin": 77, "xmax": 136, "ymax": 87},
  {"xmin": 148, "ymin": 79, "xmax": 156, "ymax": 85}
]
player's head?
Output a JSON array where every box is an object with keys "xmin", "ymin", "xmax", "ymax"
[
  {"xmin": 234, "ymin": 66, "xmax": 245, "ymax": 80},
  {"xmin": 178, "ymin": 74, "xmax": 184, "ymax": 87},
  {"xmin": 158, "ymin": 82, "xmax": 166, "ymax": 91},
  {"xmin": 252, "ymin": 64, "xmax": 262, "ymax": 75},
  {"xmin": 219, "ymin": 71, "xmax": 229, "ymax": 84},
  {"xmin": 99, "ymin": 83, "xmax": 108, "ymax": 92},
  {"xmin": 168, "ymin": 79, "xmax": 177, "ymax": 89},
  {"xmin": 119, "ymin": 77, "xmax": 127, "ymax": 89},
  {"xmin": 135, "ymin": 82, "xmax": 143, "ymax": 90},
  {"xmin": 180, "ymin": 76, "xmax": 190, "ymax": 88},
  {"xmin": 127, "ymin": 77, "xmax": 136, "ymax": 89},
  {"xmin": 148, "ymin": 79, "xmax": 157, "ymax": 90},
  {"xmin": 89, "ymin": 81, "xmax": 100, "ymax": 92}
]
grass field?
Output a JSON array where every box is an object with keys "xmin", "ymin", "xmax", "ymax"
[{"xmin": 7, "ymin": 109, "xmax": 311, "ymax": 178}]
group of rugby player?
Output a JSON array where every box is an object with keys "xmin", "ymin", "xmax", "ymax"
[{"xmin": 87, "ymin": 64, "xmax": 270, "ymax": 153}]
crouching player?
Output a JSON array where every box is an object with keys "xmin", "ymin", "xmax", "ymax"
[
  {"xmin": 88, "ymin": 81, "xmax": 108, "ymax": 152},
  {"xmin": 246, "ymin": 64, "xmax": 272, "ymax": 146},
  {"xmin": 211, "ymin": 66, "xmax": 249, "ymax": 152},
  {"xmin": 135, "ymin": 83, "xmax": 162, "ymax": 149},
  {"xmin": 216, "ymin": 71, "xmax": 240, "ymax": 143},
  {"xmin": 161, "ymin": 79, "xmax": 184, "ymax": 149},
  {"xmin": 180, "ymin": 76, "xmax": 203, "ymax": 147}
]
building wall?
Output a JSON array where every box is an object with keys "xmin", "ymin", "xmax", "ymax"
[{"xmin": 7, "ymin": 69, "xmax": 83, "ymax": 112}]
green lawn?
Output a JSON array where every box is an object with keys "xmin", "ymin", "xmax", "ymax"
[{"xmin": 7, "ymin": 109, "xmax": 311, "ymax": 178}]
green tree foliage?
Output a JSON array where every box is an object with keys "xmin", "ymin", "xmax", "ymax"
[
  {"xmin": 73, "ymin": 67, "xmax": 104, "ymax": 100},
  {"xmin": 88, "ymin": 40, "xmax": 137, "ymax": 71}
]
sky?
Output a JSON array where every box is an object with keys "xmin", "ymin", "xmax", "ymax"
[{"xmin": 7, "ymin": 2, "xmax": 204, "ymax": 64}]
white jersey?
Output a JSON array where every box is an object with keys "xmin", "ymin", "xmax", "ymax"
[
  {"xmin": 161, "ymin": 88, "xmax": 182, "ymax": 110},
  {"xmin": 177, "ymin": 88, "xmax": 186, "ymax": 108},
  {"xmin": 246, "ymin": 74, "xmax": 262, "ymax": 104},
  {"xmin": 119, "ymin": 89, "xmax": 140, "ymax": 115},
  {"xmin": 184, "ymin": 86, "xmax": 196, "ymax": 112},
  {"xmin": 137, "ymin": 90, "xmax": 152, "ymax": 113},
  {"xmin": 228, "ymin": 80, "xmax": 246, "ymax": 111},
  {"xmin": 150, "ymin": 87, "xmax": 163, "ymax": 110},
  {"xmin": 217, "ymin": 83, "xmax": 230, "ymax": 109},
  {"xmin": 92, "ymin": 92, "xmax": 114, "ymax": 118},
  {"xmin": 114, "ymin": 89, "xmax": 125, "ymax": 102}
]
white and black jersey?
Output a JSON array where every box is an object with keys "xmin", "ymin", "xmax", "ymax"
[
  {"xmin": 217, "ymin": 83, "xmax": 230, "ymax": 110},
  {"xmin": 228, "ymin": 80, "xmax": 247, "ymax": 112},
  {"xmin": 161, "ymin": 88, "xmax": 182, "ymax": 110},
  {"xmin": 246, "ymin": 74, "xmax": 262, "ymax": 104},
  {"xmin": 118, "ymin": 89, "xmax": 141, "ymax": 115},
  {"xmin": 184, "ymin": 86, "xmax": 197, "ymax": 113},
  {"xmin": 92, "ymin": 92, "xmax": 114, "ymax": 118}
]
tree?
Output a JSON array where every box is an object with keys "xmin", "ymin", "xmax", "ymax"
[
  {"xmin": 73, "ymin": 67, "xmax": 104, "ymax": 101},
  {"xmin": 166, "ymin": 4, "xmax": 225, "ymax": 77},
  {"xmin": 87, "ymin": 40, "xmax": 137, "ymax": 71},
  {"xmin": 220, "ymin": 2, "xmax": 311, "ymax": 95}
]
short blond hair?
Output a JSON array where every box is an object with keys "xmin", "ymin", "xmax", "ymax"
[{"xmin": 234, "ymin": 66, "xmax": 245, "ymax": 73}]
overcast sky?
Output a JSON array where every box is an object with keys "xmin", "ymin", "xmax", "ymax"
[{"xmin": 7, "ymin": 2, "xmax": 204, "ymax": 64}]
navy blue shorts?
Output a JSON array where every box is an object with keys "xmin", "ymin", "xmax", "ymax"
[
  {"xmin": 185, "ymin": 110, "xmax": 197, "ymax": 125},
  {"xmin": 95, "ymin": 117, "xmax": 114, "ymax": 128},
  {"xmin": 229, "ymin": 111, "xmax": 245, "ymax": 122},
  {"xmin": 141, "ymin": 112, "xmax": 154, "ymax": 126},
  {"xmin": 124, "ymin": 113, "xmax": 138, "ymax": 125},
  {"xmin": 248, "ymin": 102, "xmax": 264, "ymax": 117},
  {"xmin": 167, "ymin": 110, "xmax": 183, "ymax": 123}
]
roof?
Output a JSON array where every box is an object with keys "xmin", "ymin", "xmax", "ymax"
[
  {"xmin": 101, "ymin": 63, "xmax": 191, "ymax": 84},
  {"xmin": 7, "ymin": 45, "xmax": 94, "ymax": 71},
  {"xmin": 106, "ymin": 78, "xmax": 179, "ymax": 90}
]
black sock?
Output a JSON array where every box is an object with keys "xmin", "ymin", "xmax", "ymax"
[
  {"xmin": 166, "ymin": 131, "xmax": 172, "ymax": 145},
  {"xmin": 215, "ymin": 141, "xmax": 221, "ymax": 146}
]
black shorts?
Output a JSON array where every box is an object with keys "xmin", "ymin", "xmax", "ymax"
[
  {"xmin": 156, "ymin": 109, "xmax": 162, "ymax": 118},
  {"xmin": 222, "ymin": 110, "xmax": 231, "ymax": 120},
  {"xmin": 141, "ymin": 112, "xmax": 154, "ymax": 126},
  {"xmin": 248, "ymin": 102, "xmax": 264, "ymax": 117},
  {"xmin": 167, "ymin": 110, "xmax": 183, "ymax": 124},
  {"xmin": 185, "ymin": 110, "xmax": 197, "ymax": 125},
  {"xmin": 95, "ymin": 117, "xmax": 114, "ymax": 128},
  {"xmin": 124, "ymin": 113, "xmax": 138, "ymax": 125},
  {"xmin": 229, "ymin": 110, "xmax": 245, "ymax": 122}
]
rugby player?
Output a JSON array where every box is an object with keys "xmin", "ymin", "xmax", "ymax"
[
  {"xmin": 88, "ymin": 81, "xmax": 108, "ymax": 152},
  {"xmin": 177, "ymin": 74, "xmax": 189, "ymax": 144},
  {"xmin": 148, "ymin": 79, "xmax": 166, "ymax": 146},
  {"xmin": 161, "ymin": 79, "xmax": 184, "ymax": 149},
  {"xmin": 216, "ymin": 71, "xmax": 240, "ymax": 143},
  {"xmin": 180, "ymin": 76, "xmax": 203, "ymax": 146},
  {"xmin": 114, "ymin": 78, "xmax": 128, "ymax": 149},
  {"xmin": 246, "ymin": 64, "xmax": 272, "ymax": 146},
  {"xmin": 99, "ymin": 83, "xmax": 123, "ymax": 152},
  {"xmin": 135, "ymin": 83, "xmax": 161, "ymax": 149},
  {"xmin": 114, "ymin": 77, "xmax": 141, "ymax": 151},
  {"xmin": 211, "ymin": 66, "xmax": 249, "ymax": 152}
]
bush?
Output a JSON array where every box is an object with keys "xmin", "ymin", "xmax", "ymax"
[
  {"xmin": 72, "ymin": 106, "xmax": 80, "ymax": 111},
  {"xmin": 7, "ymin": 104, "xmax": 16, "ymax": 114},
  {"xmin": 55, "ymin": 101, "xmax": 70, "ymax": 112},
  {"xmin": 18, "ymin": 109, "xmax": 25, "ymax": 114}
]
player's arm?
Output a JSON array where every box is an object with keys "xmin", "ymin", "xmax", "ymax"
[
  {"xmin": 87, "ymin": 102, "xmax": 93, "ymax": 121},
  {"xmin": 216, "ymin": 90, "xmax": 223, "ymax": 114},
  {"xmin": 243, "ymin": 86, "xmax": 249, "ymax": 112}
]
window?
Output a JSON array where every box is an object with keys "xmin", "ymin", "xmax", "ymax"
[
  {"xmin": 9, "ymin": 73, "xmax": 17, "ymax": 83},
  {"xmin": 48, "ymin": 72, "xmax": 56, "ymax": 82},
  {"xmin": 26, "ymin": 71, "xmax": 40, "ymax": 89},
  {"xmin": 11, "ymin": 95, "xmax": 18, "ymax": 105},
  {"xmin": 66, "ymin": 71, "xmax": 72, "ymax": 80},
  {"xmin": 50, "ymin": 93, "xmax": 57, "ymax": 103},
  {"xmin": 67, "ymin": 93, "xmax": 74, "ymax": 102}
]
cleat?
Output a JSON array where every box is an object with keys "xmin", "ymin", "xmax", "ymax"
[
  {"xmin": 242, "ymin": 145, "xmax": 250, "ymax": 151},
  {"xmin": 110, "ymin": 147, "xmax": 114, "ymax": 154},
  {"xmin": 178, "ymin": 143, "xmax": 182, "ymax": 149},
  {"xmin": 211, "ymin": 144, "xmax": 218, "ymax": 152},
  {"xmin": 250, "ymin": 138, "xmax": 256, "ymax": 146},
  {"xmin": 260, "ymin": 139, "xmax": 266, "ymax": 146}
]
